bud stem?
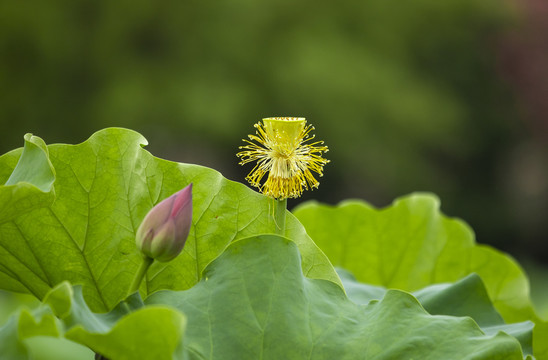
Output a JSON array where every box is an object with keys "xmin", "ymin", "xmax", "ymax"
[
  {"xmin": 128, "ymin": 255, "xmax": 154, "ymax": 296},
  {"xmin": 274, "ymin": 198, "xmax": 287, "ymax": 235}
]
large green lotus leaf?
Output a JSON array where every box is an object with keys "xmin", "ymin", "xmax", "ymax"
[
  {"xmin": 293, "ymin": 196, "xmax": 548, "ymax": 360},
  {"xmin": 0, "ymin": 282, "xmax": 180, "ymax": 360},
  {"xmin": 1, "ymin": 236, "xmax": 528, "ymax": 359},
  {"xmin": 339, "ymin": 270, "xmax": 534, "ymax": 358},
  {"xmin": 147, "ymin": 235, "xmax": 525, "ymax": 360},
  {"xmin": 0, "ymin": 128, "xmax": 340, "ymax": 312},
  {"xmin": 0, "ymin": 134, "xmax": 56, "ymax": 295},
  {"xmin": 0, "ymin": 133, "xmax": 56, "ymax": 223},
  {"xmin": 22, "ymin": 337, "xmax": 94, "ymax": 360},
  {"xmin": 65, "ymin": 304, "xmax": 186, "ymax": 360},
  {"xmin": 49, "ymin": 282, "xmax": 184, "ymax": 360},
  {"xmin": 0, "ymin": 304, "xmax": 93, "ymax": 360}
]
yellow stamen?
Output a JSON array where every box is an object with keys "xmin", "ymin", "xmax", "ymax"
[{"xmin": 236, "ymin": 117, "xmax": 329, "ymax": 199}]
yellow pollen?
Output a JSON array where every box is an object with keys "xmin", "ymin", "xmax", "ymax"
[{"xmin": 236, "ymin": 117, "xmax": 329, "ymax": 199}]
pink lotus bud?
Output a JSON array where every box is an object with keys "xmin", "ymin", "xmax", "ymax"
[{"xmin": 135, "ymin": 184, "xmax": 193, "ymax": 262}]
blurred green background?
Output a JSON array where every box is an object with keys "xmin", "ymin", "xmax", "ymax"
[{"xmin": 1, "ymin": 0, "xmax": 547, "ymax": 317}]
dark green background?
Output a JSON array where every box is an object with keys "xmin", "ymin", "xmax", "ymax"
[{"xmin": 0, "ymin": 0, "xmax": 546, "ymax": 289}]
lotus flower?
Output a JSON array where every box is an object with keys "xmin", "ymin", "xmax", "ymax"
[
  {"xmin": 237, "ymin": 117, "xmax": 329, "ymax": 199},
  {"xmin": 135, "ymin": 184, "xmax": 193, "ymax": 262}
]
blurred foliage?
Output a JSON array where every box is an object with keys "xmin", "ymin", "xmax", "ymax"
[
  {"xmin": 521, "ymin": 259, "xmax": 548, "ymax": 320},
  {"xmin": 1, "ymin": 0, "xmax": 546, "ymax": 263},
  {"xmin": 0, "ymin": 291, "xmax": 38, "ymax": 327}
]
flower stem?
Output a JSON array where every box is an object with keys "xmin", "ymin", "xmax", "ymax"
[
  {"xmin": 128, "ymin": 255, "xmax": 154, "ymax": 296},
  {"xmin": 274, "ymin": 198, "xmax": 287, "ymax": 235}
]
